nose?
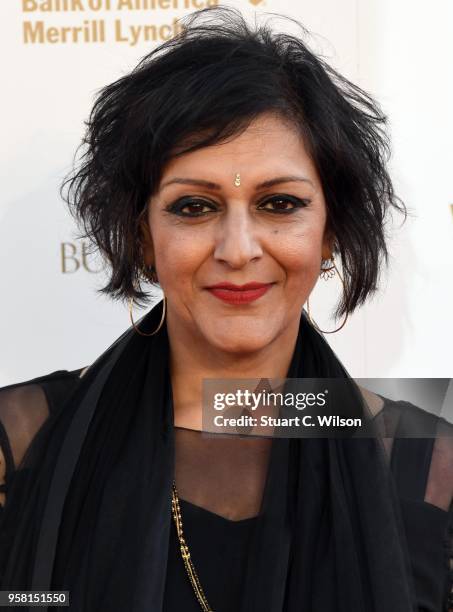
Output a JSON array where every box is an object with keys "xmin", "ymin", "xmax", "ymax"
[{"xmin": 213, "ymin": 208, "xmax": 263, "ymax": 269}]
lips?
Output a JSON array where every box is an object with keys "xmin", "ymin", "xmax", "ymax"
[{"xmin": 206, "ymin": 282, "xmax": 274, "ymax": 305}]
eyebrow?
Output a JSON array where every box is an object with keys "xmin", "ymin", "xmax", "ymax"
[{"xmin": 159, "ymin": 175, "xmax": 315, "ymax": 190}]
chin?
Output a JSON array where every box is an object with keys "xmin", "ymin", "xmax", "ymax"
[
  {"xmin": 200, "ymin": 319, "xmax": 279, "ymax": 355},
  {"xmin": 211, "ymin": 337, "xmax": 269, "ymax": 355}
]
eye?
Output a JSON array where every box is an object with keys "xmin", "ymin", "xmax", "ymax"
[
  {"xmin": 257, "ymin": 195, "xmax": 310, "ymax": 214},
  {"xmin": 165, "ymin": 197, "xmax": 217, "ymax": 217}
]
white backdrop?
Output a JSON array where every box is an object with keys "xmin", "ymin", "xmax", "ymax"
[{"xmin": 1, "ymin": 0, "xmax": 452, "ymax": 386}]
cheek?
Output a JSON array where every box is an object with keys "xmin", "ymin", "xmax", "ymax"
[
  {"xmin": 268, "ymin": 226, "xmax": 324, "ymax": 281},
  {"xmin": 151, "ymin": 228, "xmax": 209, "ymax": 290}
]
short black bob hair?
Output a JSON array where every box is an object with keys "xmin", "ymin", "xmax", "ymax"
[{"xmin": 62, "ymin": 6, "xmax": 405, "ymax": 318}]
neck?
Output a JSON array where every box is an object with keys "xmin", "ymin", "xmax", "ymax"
[{"xmin": 167, "ymin": 314, "xmax": 300, "ymax": 430}]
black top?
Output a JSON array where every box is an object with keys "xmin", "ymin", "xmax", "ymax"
[
  {"xmin": 0, "ymin": 370, "xmax": 452, "ymax": 612},
  {"xmin": 164, "ymin": 497, "xmax": 256, "ymax": 610}
]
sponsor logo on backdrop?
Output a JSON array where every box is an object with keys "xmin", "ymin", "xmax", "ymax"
[
  {"xmin": 61, "ymin": 241, "xmax": 102, "ymax": 273},
  {"xmin": 20, "ymin": 0, "xmax": 268, "ymax": 46}
]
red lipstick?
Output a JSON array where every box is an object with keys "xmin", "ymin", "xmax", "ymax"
[{"xmin": 206, "ymin": 282, "xmax": 273, "ymax": 305}]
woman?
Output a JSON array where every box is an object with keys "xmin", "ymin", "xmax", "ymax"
[{"xmin": 0, "ymin": 6, "xmax": 452, "ymax": 611}]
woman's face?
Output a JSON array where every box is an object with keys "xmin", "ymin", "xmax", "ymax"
[{"xmin": 145, "ymin": 113, "xmax": 331, "ymax": 355}]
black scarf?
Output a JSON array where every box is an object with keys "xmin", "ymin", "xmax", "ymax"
[{"xmin": 0, "ymin": 302, "xmax": 417, "ymax": 611}]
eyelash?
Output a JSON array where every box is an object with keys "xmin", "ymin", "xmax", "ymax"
[{"xmin": 165, "ymin": 195, "xmax": 311, "ymax": 217}]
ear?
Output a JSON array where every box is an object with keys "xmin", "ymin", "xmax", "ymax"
[{"xmin": 139, "ymin": 214, "xmax": 155, "ymax": 267}]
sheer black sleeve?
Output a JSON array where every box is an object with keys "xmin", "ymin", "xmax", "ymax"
[
  {"xmin": 371, "ymin": 396, "xmax": 453, "ymax": 611},
  {"xmin": 0, "ymin": 370, "xmax": 83, "ymax": 583},
  {"xmin": 0, "ymin": 371, "xmax": 83, "ymax": 490}
]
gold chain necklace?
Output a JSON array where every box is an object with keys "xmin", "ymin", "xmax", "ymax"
[{"xmin": 171, "ymin": 480, "xmax": 215, "ymax": 612}]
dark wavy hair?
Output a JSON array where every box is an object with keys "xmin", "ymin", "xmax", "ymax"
[{"xmin": 61, "ymin": 6, "xmax": 405, "ymax": 317}]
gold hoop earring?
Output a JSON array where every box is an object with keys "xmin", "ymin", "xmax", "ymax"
[
  {"xmin": 128, "ymin": 296, "xmax": 166, "ymax": 337},
  {"xmin": 306, "ymin": 257, "xmax": 348, "ymax": 334}
]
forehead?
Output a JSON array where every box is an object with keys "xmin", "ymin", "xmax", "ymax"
[{"xmin": 161, "ymin": 113, "xmax": 319, "ymax": 184}]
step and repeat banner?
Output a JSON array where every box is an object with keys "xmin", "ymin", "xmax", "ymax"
[{"xmin": 1, "ymin": 0, "xmax": 452, "ymax": 385}]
